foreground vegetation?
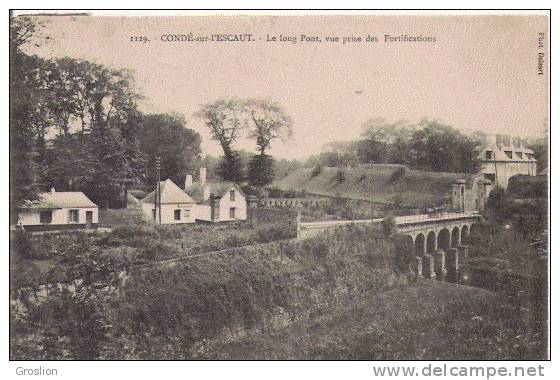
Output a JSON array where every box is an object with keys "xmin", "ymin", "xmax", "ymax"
[
  {"xmin": 10, "ymin": 208, "xmax": 297, "ymax": 288},
  {"xmin": 11, "ymin": 221, "xmax": 548, "ymax": 360}
]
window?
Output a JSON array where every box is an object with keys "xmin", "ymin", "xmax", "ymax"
[
  {"xmin": 230, "ymin": 207, "xmax": 236, "ymax": 219},
  {"xmin": 515, "ymin": 151, "xmax": 523, "ymax": 159},
  {"xmin": 230, "ymin": 189, "xmax": 236, "ymax": 201},
  {"xmin": 68, "ymin": 209, "xmax": 79, "ymax": 223},
  {"xmin": 174, "ymin": 209, "xmax": 181, "ymax": 220},
  {"xmin": 485, "ymin": 151, "xmax": 493, "ymax": 160},
  {"xmin": 40, "ymin": 210, "xmax": 52, "ymax": 224},
  {"xmin": 504, "ymin": 150, "xmax": 512, "ymax": 159},
  {"xmin": 483, "ymin": 173, "xmax": 496, "ymax": 182},
  {"xmin": 152, "ymin": 209, "xmax": 156, "ymax": 220}
]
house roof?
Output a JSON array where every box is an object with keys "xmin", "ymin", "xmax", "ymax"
[
  {"xmin": 19, "ymin": 191, "xmax": 97, "ymax": 210},
  {"xmin": 185, "ymin": 181, "xmax": 245, "ymax": 204},
  {"xmin": 142, "ymin": 179, "xmax": 195, "ymax": 204},
  {"xmin": 478, "ymin": 143, "xmax": 536, "ymax": 162}
]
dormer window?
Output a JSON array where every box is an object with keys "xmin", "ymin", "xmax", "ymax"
[
  {"xmin": 515, "ymin": 152, "xmax": 523, "ymax": 159},
  {"xmin": 504, "ymin": 151, "xmax": 512, "ymax": 159},
  {"xmin": 485, "ymin": 151, "xmax": 493, "ymax": 160}
]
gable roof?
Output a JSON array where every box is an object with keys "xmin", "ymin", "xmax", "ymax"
[
  {"xmin": 142, "ymin": 179, "xmax": 195, "ymax": 204},
  {"xmin": 19, "ymin": 191, "xmax": 97, "ymax": 209},
  {"xmin": 185, "ymin": 181, "xmax": 246, "ymax": 203}
]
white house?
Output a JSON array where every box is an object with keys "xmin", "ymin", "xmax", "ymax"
[
  {"xmin": 17, "ymin": 189, "xmax": 98, "ymax": 232},
  {"xmin": 478, "ymin": 134, "xmax": 538, "ymax": 189},
  {"xmin": 184, "ymin": 168, "xmax": 247, "ymax": 222},
  {"xmin": 141, "ymin": 178, "xmax": 196, "ymax": 224}
]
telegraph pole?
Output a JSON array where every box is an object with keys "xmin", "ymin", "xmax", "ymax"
[
  {"xmin": 156, "ymin": 155, "xmax": 161, "ymax": 224},
  {"xmin": 370, "ymin": 161, "xmax": 375, "ymax": 221}
]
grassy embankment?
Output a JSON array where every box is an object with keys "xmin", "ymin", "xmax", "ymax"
[
  {"xmin": 10, "ymin": 208, "xmax": 297, "ymax": 288},
  {"xmin": 11, "ymin": 223, "xmax": 547, "ymax": 360},
  {"xmin": 273, "ymin": 164, "xmax": 473, "ymax": 208}
]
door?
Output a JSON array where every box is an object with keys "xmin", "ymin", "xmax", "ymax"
[{"xmin": 86, "ymin": 211, "xmax": 93, "ymax": 229}]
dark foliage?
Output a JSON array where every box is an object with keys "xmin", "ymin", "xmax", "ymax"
[
  {"xmin": 247, "ymin": 153, "xmax": 275, "ymax": 187},
  {"xmin": 217, "ymin": 152, "xmax": 244, "ymax": 182}
]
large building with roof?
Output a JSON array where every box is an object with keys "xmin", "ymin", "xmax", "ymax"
[
  {"xmin": 141, "ymin": 178, "xmax": 196, "ymax": 224},
  {"xmin": 17, "ymin": 189, "xmax": 98, "ymax": 232},
  {"xmin": 184, "ymin": 167, "xmax": 247, "ymax": 222},
  {"xmin": 478, "ymin": 134, "xmax": 538, "ymax": 189}
]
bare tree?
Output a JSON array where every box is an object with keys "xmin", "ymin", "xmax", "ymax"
[{"xmin": 244, "ymin": 98, "xmax": 293, "ymax": 156}]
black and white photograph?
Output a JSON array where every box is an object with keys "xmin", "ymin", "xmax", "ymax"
[{"xmin": 8, "ymin": 9, "xmax": 550, "ymax": 366}]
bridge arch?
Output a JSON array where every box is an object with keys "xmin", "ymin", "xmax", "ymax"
[
  {"xmin": 437, "ymin": 228, "xmax": 451, "ymax": 251},
  {"xmin": 414, "ymin": 233, "xmax": 426, "ymax": 256},
  {"xmin": 451, "ymin": 226, "xmax": 460, "ymax": 248},
  {"xmin": 426, "ymin": 231, "xmax": 437, "ymax": 253}
]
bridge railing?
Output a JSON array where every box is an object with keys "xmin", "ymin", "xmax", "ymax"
[{"xmin": 394, "ymin": 212, "xmax": 477, "ymax": 225}]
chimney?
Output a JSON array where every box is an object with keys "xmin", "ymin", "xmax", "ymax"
[
  {"xmin": 50, "ymin": 187, "xmax": 56, "ymax": 193},
  {"xmin": 203, "ymin": 184, "xmax": 210, "ymax": 201},
  {"xmin": 199, "ymin": 167, "xmax": 207, "ymax": 185},
  {"xmin": 185, "ymin": 174, "xmax": 193, "ymax": 189}
]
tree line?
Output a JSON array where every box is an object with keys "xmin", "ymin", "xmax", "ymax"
[
  {"xmin": 10, "ymin": 17, "xmax": 295, "ymax": 211},
  {"xmin": 10, "ymin": 17, "xmax": 201, "ymax": 209},
  {"xmin": 306, "ymin": 118, "xmax": 548, "ymax": 174},
  {"xmin": 305, "ymin": 118, "xmax": 482, "ymax": 173}
]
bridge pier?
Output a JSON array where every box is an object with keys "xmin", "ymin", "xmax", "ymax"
[
  {"xmin": 458, "ymin": 245, "xmax": 469, "ymax": 266},
  {"xmin": 413, "ymin": 256, "xmax": 423, "ymax": 277},
  {"xmin": 434, "ymin": 250, "xmax": 447, "ymax": 278},
  {"xmin": 447, "ymin": 248, "xmax": 459, "ymax": 274},
  {"xmin": 422, "ymin": 255, "xmax": 435, "ymax": 279}
]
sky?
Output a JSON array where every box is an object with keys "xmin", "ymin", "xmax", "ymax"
[{"xmin": 25, "ymin": 14, "xmax": 549, "ymax": 159}]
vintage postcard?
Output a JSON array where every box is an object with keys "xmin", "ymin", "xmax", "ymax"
[{"xmin": 9, "ymin": 11, "xmax": 549, "ymax": 364}]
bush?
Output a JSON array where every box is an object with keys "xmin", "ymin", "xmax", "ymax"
[
  {"xmin": 311, "ymin": 164, "xmax": 323, "ymax": 177},
  {"xmin": 381, "ymin": 216, "xmax": 396, "ymax": 237},
  {"xmin": 389, "ymin": 166, "xmax": 406, "ymax": 182},
  {"xmin": 110, "ymin": 225, "xmax": 160, "ymax": 240},
  {"xmin": 507, "ymin": 175, "xmax": 547, "ymax": 199},
  {"xmin": 11, "ymin": 230, "xmax": 38, "ymax": 259},
  {"xmin": 334, "ymin": 169, "xmax": 345, "ymax": 183}
]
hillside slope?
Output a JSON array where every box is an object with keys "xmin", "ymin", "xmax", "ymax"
[{"xmin": 273, "ymin": 164, "xmax": 474, "ymax": 208}]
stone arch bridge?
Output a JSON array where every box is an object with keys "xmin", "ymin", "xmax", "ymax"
[{"xmin": 298, "ymin": 212, "xmax": 481, "ymax": 279}]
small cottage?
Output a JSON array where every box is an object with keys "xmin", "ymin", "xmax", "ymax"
[
  {"xmin": 141, "ymin": 179, "xmax": 196, "ymax": 224},
  {"xmin": 185, "ymin": 168, "xmax": 247, "ymax": 222},
  {"xmin": 17, "ymin": 189, "xmax": 98, "ymax": 232}
]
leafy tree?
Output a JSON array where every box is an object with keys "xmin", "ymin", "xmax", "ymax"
[
  {"xmin": 216, "ymin": 152, "xmax": 244, "ymax": 182},
  {"xmin": 527, "ymin": 125, "xmax": 548, "ymax": 173},
  {"xmin": 409, "ymin": 120, "xmax": 479, "ymax": 173},
  {"xmin": 135, "ymin": 113, "xmax": 201, "ymax": 187},
  {"xmin": 196, "ymin": 99, "xmax": 246, "ymax": 182},
  {"xmin": 247, "ymin": 154, "xmax": 275, "ymax": 187},
  {"xmin": 9, "ymin": 17, "xmax": 47, "ymax": 208},
  {"xmin": 359, "ymin": 118, "xmax": 415, "ymax": 165},
  {"xmin": 245, "ymin": 99, "xmax": 293, "ymax": 155},
  {"xmin": 244, "ymin": 99, "xmax": 292, "ymax": 187}
]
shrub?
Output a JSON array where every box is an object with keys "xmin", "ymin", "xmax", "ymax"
[
  {"xmin": 11, "ymin": 230, "xmax": 38, "ymax": 259},
  {"xmin": 311, "ymin": 164, "xmax": 323, "ymax": 177},
  {"xmin": 389, "ymin": 166, "xmax": 406, "ymax": 182},
  {"xmin": 334, "ymin": 169, "xmax": 345, "ymax": 183},
  {"xmin": 110, "ymin": 225, "xmax": 160, "ymax": 241},
  {"xmin": 381, "ymin": 216, "xmax": 396, "ymax": 237}
]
